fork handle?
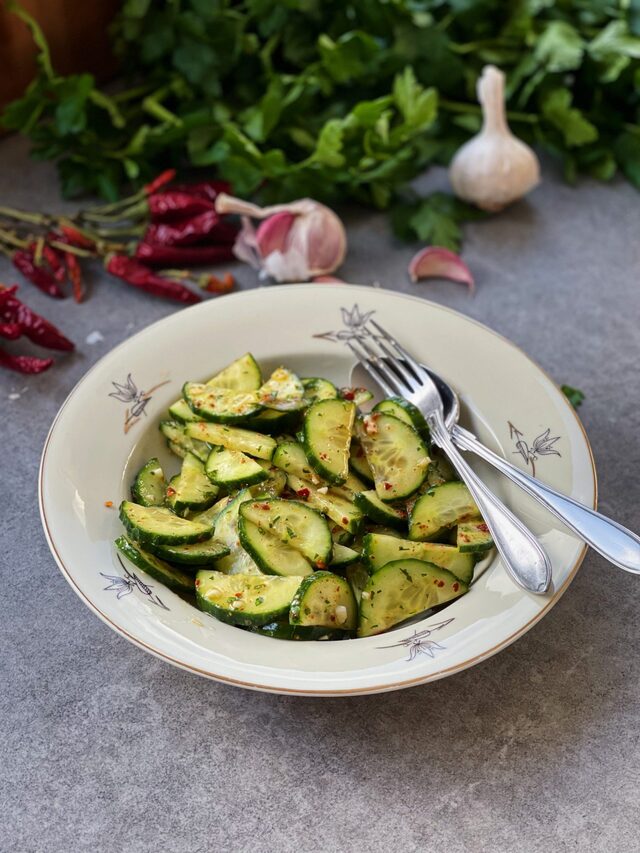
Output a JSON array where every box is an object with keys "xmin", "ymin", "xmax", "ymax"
[
  {"xmin": 453, "ymin": 425, "xmax": 640, "ymax": 575},
  {"xmin": 428, "ymin": 415, "xmax": 552, "ymax": 594}
]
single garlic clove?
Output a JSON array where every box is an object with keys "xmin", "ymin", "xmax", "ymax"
[
  {"xmin": 449, "ymin": 65, "xmax": 540, "ymax": 212},
  {"xmin": 408, "ymin": 246, "xmax": 474, "ymax": 293},
  {"xmin": 255, "ymin": 212, "xmax": 296, "ymax": 256}
]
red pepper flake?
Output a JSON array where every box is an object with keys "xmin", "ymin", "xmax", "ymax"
[
  {"xmin": 477, "ymin": 523, "xmax": 489, "ymax": 533},
  {"xmin": 202, "ymin": 273, "xmax": 235, "ymax": 294},
  {"xmin": 342, "ymin": 389, "xmax": 355, "ymax": 400},
  {"xmin": 453, "ymin": 582, "xmax": 459, "ymax": 592},
  {"xmin": 384, "ymin": 482, "xmax": 393, "ymax": 491},
  {"xmin": 316, "ymin": 561, "xmax": 326, "ymax": 570},
  {"xmin": 319, "ymin": 452, "xmax": 329, "ymax": 460},
  {"xmin": 296, "ymin": 488, "xmax": 310, "ymax": 500},
  {"xmin": 166, "ymin": 487, "xmax": 176, "ymax": 497},
  {"xmin": 437, "ymin": 580, "xmax": 445, "ymax": 587},
  {"xmin": 258, "ymin": 503, "xmax": 271, "ymax": 510},
  {"xmin": 104, "ymin": 500, "xmax": 113, "ymax": 508},
  {"xmin": 234, "ymin": 591, "xmax": 243, "ymax": 598},
  {"xmin": 342, "ymin": 517, "xmax": 349, "ymax": 525},
  {"xmin": 195, "ymin": 579, "xmax": 201, "ymax": 587}
]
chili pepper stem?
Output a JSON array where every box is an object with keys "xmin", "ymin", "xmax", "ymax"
[
  {"xmin": 0, "ymin": 228, "xmax": 30, "ymax": 249},
  {"xmin": 0, "ymin": 206, "xmax": 53, "ymax": 226}
]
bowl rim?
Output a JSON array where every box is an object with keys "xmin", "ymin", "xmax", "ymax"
[{"xmin": 38, "ymin": 284, "xmax": 597, "ymax": 695}]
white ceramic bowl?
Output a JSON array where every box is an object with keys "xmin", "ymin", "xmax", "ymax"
[{"xmin": 39, "ymin": 284, "xmax": 595, "ymax": 695}]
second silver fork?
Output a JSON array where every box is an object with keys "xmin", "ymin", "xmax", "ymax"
[{"xmin": 348, "ymin": 320, "xmax": 552, "ymax": 595}]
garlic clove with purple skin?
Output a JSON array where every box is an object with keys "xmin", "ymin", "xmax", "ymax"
[
  {"xmin": 408, "ymin": 246, "xmax": 474, "ymax": 293},
  {"xmin": 215, "ymin": 193, "xmax": 347, "ymax": 282},
  {"xmin": 449, "ymin": 65, "xmax": 540, "ymax": 212}
]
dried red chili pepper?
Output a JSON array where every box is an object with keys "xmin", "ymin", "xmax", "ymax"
[
  {"xmin": 105, "ymin": 255, "xmax": 201, "ymax": 304},
  {"xmin": 171, "ymin": 180, "xmax": 230, "ymax": 202},
  {"xmin": 0, "ymin": 322, "xmax": 22, "ymax": 340},
  {"xmin": 0, "ymin": 286, "xmax": 75, "ymax": 351},
  {"xmin": 143, "ymin": 210, "xmax": 238, "ymax": 248},
  {"xmin": 135, "ymin": 242, "xmax": 235, "ymax": 267},
  {"xmin": 59, "ymin": 224, "xmax": 96, "ymax": 251},
  {"xmin": 65, "ymin": 252, "xmax": 84, "ymax": 303},
  {"xmin": 0, "ymin": 346, "xmax": 53, "ymax": 374},
  {"xmin": 41, "ymin": 244, "xmax": 66, "ymax": 283},
  {"xmin": 12, "ymin": 249, "xmax": 65, "ymax": 299},
  {"xmin": 147, "ymin": 192, "xmax": 215, "ymax": 221},
  {"xmin": 144, "ymin": 169, "xmax": 177, "ymax": 195}
]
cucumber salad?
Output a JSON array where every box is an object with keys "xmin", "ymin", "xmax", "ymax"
[{"xmin": 116, "ymin": 353, "xmax": 493, "ymax": 640}]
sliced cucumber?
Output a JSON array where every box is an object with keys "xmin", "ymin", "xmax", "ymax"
[
  {"xmin": 184, "ymin": 382, "xmax": 262, "ymax": 424},
  {"xmin": 373, "ymin": 396, "xmax": 429, "ymax": 438},
  {"xmin": 409, "ymin": 481, "xmax": 479, "ymax": 541},
  {"xmin": 457, "ymin": 518, "xmax": 493, "ymax": 554},
  {"xmin": 249, "ymin": 621, "xmax": 349, "ymax": 641},
  {"xmin": 356, "ymin": 413, "xmax": 430, "ymax": 502},
  {"xmin": 340, "ymin": 387, "xmax": 374, "ymax": 406},
  {"xmin": 303, "ymin": 398, "xmax": 355, "ymax": 485},
  {"xmin": 353, "ymin": 490, "xmax": 407, "ymax": 530},
  {"xmin": 362, "ymin": 532, "xmax": 475, "ymax": 584},
  {"xmin": 346, "ymin": 562, "xmax": 369, "ymax": 605},
  {"xmin": 302, "ymin": 377, "xmax": 338, "ymax": 404},
  {"xmin": 258, "ymin": 367, "xmax": 305, "ymax": 411},
  {"xmin": 205, "ymin": 445, "xmax": 268, "ymax": 489},
  {"xmin": 330, "ymin": 543, "xmax": 360, "ymax": 568},
  {"xmin": 213, "ymin": 490, "xmax": 262, "ymax": 575},
  {"xmin": 131, "ymin": 458, "xmax": 166, "ymax": 507},
  {"xmin": 119, "ymin": 501, "xmax": 212, "ymax": 546},
  {"xmin": 358, "ymin": 559, "xmax": 468, "ymax": 637},
  {"xmin": 195, "ymin": 571, "xmax": 302, "ymax": 627},
  {"xmin": 205, "ymin": 352, "xmax": 262, "ymax": 391},
  {"xmin": 272, "ymin": 441, "xmax": 321, "ymax": 483},
  {"xmin": 251, "ymin": 461, "xmax": 287, "ymax": 498},
  {"xmin": 115, "ymin": 536, "xmax": 194, "ymax": 593},
  {"xmin": 238, "ymin": 516, "xmax": 313, "ymax": 577},
  {"xmin": 290, "ymin": 572, "xmax": 357, "ymax": 631},
  {"xmin": 146, "ymin": 537, "xmax": 230, "ymax": 567},
  {"xmin": 168, "ymin": 398, "xmax": 198, "ymax": 423},
  {"xmin": 239, "ymin": 498, "xmax": 332, "ymax": 568},
  {"xmin": 331, "ymin": 525, "xmax": 354, "ymax": 546},
  {"xmin": 185, "ymin": 421, "xmax": 276, "ymax": 461},
  {"xmin": 241, "ymin": 408, "xmax": 298, "ymax": 434},
  {"xmin": 286, "ymin": 474, "xmax": 364, "ymax": 535},
  {"xmin": 349, "ymin": 440, "xmax": 375, "ymax": 485},
  {"xmin": 159, "ymin": 420, "xmax": 211, "ymax": 463},
  {"xmin": 166, "ymin": 451, "xmax": 219, "ymax": 515},
  {"xmin": 425, "ymin": 449, "xmax": 458, "ymax": 487},
  {"xmin": 189, "ymin": 496, "xmax": 229, "ymax": 528}
]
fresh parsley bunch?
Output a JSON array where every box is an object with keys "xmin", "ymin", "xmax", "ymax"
[{"xmin": 4, "ymin": 0, "xmax": 640, "ymax": 249}]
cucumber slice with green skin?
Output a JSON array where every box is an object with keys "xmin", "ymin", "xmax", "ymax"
[
  {"xmin": 120, "ymin": 501, "xmax": 212, "ymax": 547},
  {"xmin": 340, "ymin": 387, "xmax": 374, "ymax": 406},
  {"xmin": 272, "ymin": 441, "xmax": 322, "ymax": 484},
  {"xmin": 289, "ymin": 571, "xmax": 357, "ymax": 631},
  {"xmin": 251, "ymin": 461, "xmax": 287, "ymax": 498},
  {"xmin": 145, "ymin": 537, "xmax": 230, "ymax": 567},
  {"xmin": 205, "ymin": 445, "xmax": 268, "ymax": 489},
  {"xmin": 205, "ymin": 352, "xmax": 262, "ymax": 391},
  {"xmin": 409, "ymin": 481, "xmax": 479, "ymax": 541},
  {"xmin": 328, "ymin": 471, "xmax": 367, "ymax": 502},
  {"xmin": 241, "ymin": 408, "xmax": 298, "ymax": 434},
  {"xmin": 239, "ymin": 498, "xmax": 332, "ymax": 568},
  {"xmin": 356, "ymin": 413, "xmax": 430, "ymax": 503},
  {"xmin": 373, "ymin": 396, "xmax": 429, "ymax": 439},
  {"xmin": 457, "ymin": 518, "xmax": 493, "ymax": 554},
  {"xmin": 286, "ymin": 474, "xmax": 364, "ymax": 535},
  {"xmin": 425, "ymin": 450, "xmax": 458, "ymax": 488},
  {"xmin": 189, "ymin": 496, "xmax": 230, "ymax": 528},
  {"xmin": 248, "ymin": 621, "xmax": 350, "ymax": 641},
  {"xmin": 302, "ymin": 377, "xmax": 338, "ymax": 404},
  {"xmin": 258, "ymin": 367, "xmax": 305, "ymax": 412},
  {"xmin": 349, "ymin": 440, "xmax": 375, "ymax": 486},
  {"xmin": 331, "ymin": 525, "xmax": 354, "ymax": 546},
  {"xmin": 358, "ymin": 559, "xmax": 468, "ymax": 637},
  {"xmin": 362, "ymin": 532, "xmax": 475, "ymax": 584},
  {"xmin": 131, "ymin": 458, "xmax": 167, "ymax": 507},
  {"xmin": 166, "ymin": 451, "xmax": 219, "ymax": 515},
  {"xmin": 330, "ymin": 543, "xmax": 360, "ymax": 568},
  {"xmin": 346, "ymin": 563, "xmax": 369, "ymax": 605},
  {"xmin": 184, "ymin": 383, "xmax": 262, "ymax": 424},
  {"xmin": 168, "ymin": 398, "xmax": 199, "ymax": 423},
  {"xmin": 186, "ymin": 421, "xmax": 276, "ymax": 461},
  {"xmin": 195, "ymin": 571, "xmax": 303, "ymax": 627},
  {"xmin": 304, "ymin": 398, "xmax": 355, "ymax": 485},
  {"xmin": 353, "ymin": 490, "xmax": 407, "ymax": 530},
  {"xmin": 160, "ymin": 420, "xmax": 211, "ymax": 463},
  {"xmin": 115, "ymin": 536, "xmax": 195, "ymax": 593},
  {"xmin": 214, "ymin": 490, "xmax": 262, "ymax": 575},
  {"xmin": 238, "ymin": 516, "xmax": 313, "ymax": 577}
]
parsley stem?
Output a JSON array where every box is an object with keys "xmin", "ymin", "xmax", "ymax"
[{"xmin": 439, "ymin": 99, "xmax": 538, "ymax": 124}]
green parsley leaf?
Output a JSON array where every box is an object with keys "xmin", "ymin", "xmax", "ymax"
[{"xmin": 561, "ymin": 385, "xmax": 585, "ymax": 409}]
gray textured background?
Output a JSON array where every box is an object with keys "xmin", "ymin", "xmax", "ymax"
[{"xmin": 1, "ymin": 133, "xmax": 639, "ymax": 853}]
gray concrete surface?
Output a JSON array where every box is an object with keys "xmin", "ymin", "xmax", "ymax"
[{"xmin": 1, "ymin": 133, "xmax": 639, "ymax": 853}]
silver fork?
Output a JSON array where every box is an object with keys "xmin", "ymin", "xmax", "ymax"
[{"xmin": 347, "ymin": 319, "xmax": 552, "ymax": 595}]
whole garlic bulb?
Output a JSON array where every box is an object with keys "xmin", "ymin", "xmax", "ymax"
[{"xmin": 449, "ymin": 65, "xmax": 540, "ymax": 211}]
